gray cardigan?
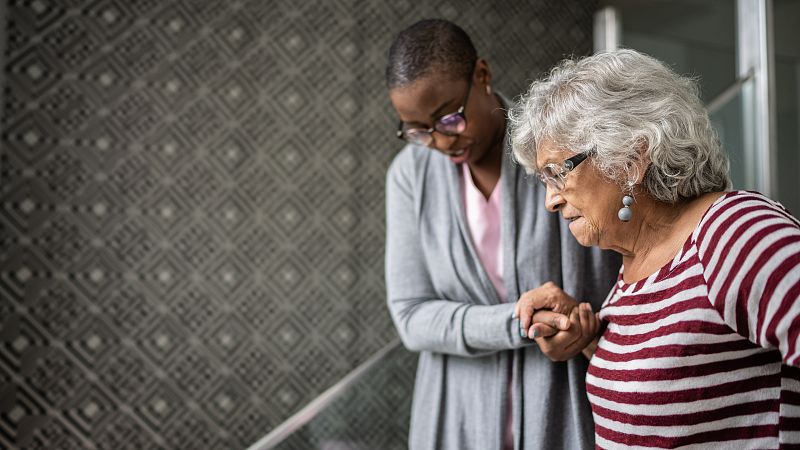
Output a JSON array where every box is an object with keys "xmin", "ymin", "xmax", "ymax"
[{"xmin": 385, "ymin": 140, "xmax": 620, "ymax": 450}]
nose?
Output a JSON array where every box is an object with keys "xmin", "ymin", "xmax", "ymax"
[{"xmin": 544, "ymin": 184, "xmax": 565, "ymax": 212}]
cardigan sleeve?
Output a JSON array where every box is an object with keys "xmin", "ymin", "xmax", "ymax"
[
  {"xmin": 696, "ymin": 192, "xmax": 800, "ymax": 366},
  {"xmin": 385, "ymin": 149, "xmax": 532, "ymax": 357}
]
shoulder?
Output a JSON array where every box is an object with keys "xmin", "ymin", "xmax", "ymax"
[
  {"xmin": 387, "ymin": 143, "xmax": 430, "ymax": 182},
  {"xmin": 708, "ymin": 190, "xmax": 793, "ymax": 213},
  {"xmin": 694, "ymin": 190, "xmax": 800, "ymax": 257},
  {"xmin": 698, "ymin": 191, "xmax": 798, "ymax": 232}
]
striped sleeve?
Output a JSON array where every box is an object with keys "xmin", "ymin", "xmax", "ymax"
[{"xmin": 696, "ymin": 192, "xmax": 800, "ymax": 366}]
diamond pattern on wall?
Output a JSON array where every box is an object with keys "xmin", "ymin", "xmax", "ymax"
[{"xmin": 1, "ymin": 0, "xmax": 596, "ymax": 448}]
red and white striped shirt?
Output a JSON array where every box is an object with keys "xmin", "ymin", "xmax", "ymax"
[{"xmin": 588, "ymin": 191, "xmax": 800, "ymax": 449}]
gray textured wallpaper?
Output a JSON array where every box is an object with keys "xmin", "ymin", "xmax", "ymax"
[{"xmin": 0, "ymin": 0, "xmax": 596, "ymax": 448}]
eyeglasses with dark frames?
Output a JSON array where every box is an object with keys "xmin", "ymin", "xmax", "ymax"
[
  {"xmin": 395, "ymin": 76, "xmax": 473, "ymax": 147},
  {"xmin": 538, "ymin": 149, "xmax": 594, "ymax": 192}
]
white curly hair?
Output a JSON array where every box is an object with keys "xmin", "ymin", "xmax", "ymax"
[{"xmin": 509, "ymin": 49, "xmax": 731, "ymax": 204}]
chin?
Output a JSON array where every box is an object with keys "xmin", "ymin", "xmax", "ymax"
[
  {"xmin": 568, "ymin": 232, "xmax": 596, "ymax": 248},
  {"xmin": 568, "ymin": 219, "xmax": 601, "ymax": 248}
]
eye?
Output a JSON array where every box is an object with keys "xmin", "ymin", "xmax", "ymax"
[
  {"xmin": 541, "ymin": 165, "xmax": 559, "ymax": 178},
  {"xmin": 436, "ymin": 112, "xmax": 466, "ymax": 134}
]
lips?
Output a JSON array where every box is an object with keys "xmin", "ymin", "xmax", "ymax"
[
  {"xmin": 564, "ymin": 216, "xmax": 583, "ymax": 225},
  {"xmin": 566, "ymin": 216, "xmax": 583, "ymax": 235},
  {"xmin": 447, "ymin": 147, "xmax": 470, "ymax": 164}
]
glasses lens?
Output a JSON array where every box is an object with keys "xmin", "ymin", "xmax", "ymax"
[
  {"xmin": 403, "ymin": 128, "xmax": 433, "ymax": 145},
  {"xmin": 435, "ymin": 112, "xmax": 466, "ymax": 135},
  {"xmin": 540, "ymin": 166, "xmax": 565, "ymax": 191}
]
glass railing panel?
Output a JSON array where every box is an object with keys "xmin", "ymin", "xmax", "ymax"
[{"xmin": 251, "ymin": 342, "xmax": 417, "ymax": 450}]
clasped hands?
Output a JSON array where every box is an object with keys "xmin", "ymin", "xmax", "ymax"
[{"xmin": 514, "ymin": 282, "xmax": 599, "ymax": 361}]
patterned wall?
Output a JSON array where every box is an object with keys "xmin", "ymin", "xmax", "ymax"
[{"xmin": 0, "ymin": 1, "xmax": 597, "ymax": 449}]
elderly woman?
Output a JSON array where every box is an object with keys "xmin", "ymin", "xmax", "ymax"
[{"xmin": 509, "ymin": 49, "xmax": 800, "ymax": 449}]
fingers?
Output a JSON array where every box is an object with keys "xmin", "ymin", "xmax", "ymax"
[
  {"xmin": 579, "ymin": 302, "xmax": 596, "ymax": 337},
  {"xmin": 531, "ymin": 309, "xmax": 561, "ymax": 338},
  {"xmin": 514, "ymin": 292, "xmax": 535, "ymax": 332},
  {"xmin": 517, "ymin": 282, "xmax": 577, "ymax": 314},
  {"xmin": 533, "ymin": 303, "xmax": 602, "ymax": 361},
  {"xmin": 568, "ymin": 306, "xmax": 581, "ymax": 338},
  {"xmin": 528, "ymin": 310, "xmax": 572, "ymax": 343},
  {"xmin": 530, "ymin": 323, "xmax": 559, "ymax": 338},
  {"xmin": 532, "ymin": 310, "xmax": 570, "ymax": 331},
  {"xmin": 530, "ymin": 281, "xmax": 561, "ymax": 311},
  {"xmin": 517, "ymin": 300, "xmax": 535, "ymax": 338},
  {"xmin": 515, "ymin": 284, "xmax": 593, "ymax": 342},
  {"xmin": 584, "ymin": 303, "xmax": 600, "ymax": 336},
  {"xmin": 519, "ymin": 310, "xmax": 571, "ymax": 340},
  {"xmin": 566, "ymin": 303, "xmax": 599, "ymax": 353}
]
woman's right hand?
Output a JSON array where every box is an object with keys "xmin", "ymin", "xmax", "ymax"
[
  {"xmin": 515, "ymin": 282, "xmax": 601, "ymax": 361},
  {"xmin": 515, "ymin": 282, "xmax": 578, "ymax": 339},
  {"xmin": 534, "ymin": 302, "xmax": 601, "ymax": 361}
]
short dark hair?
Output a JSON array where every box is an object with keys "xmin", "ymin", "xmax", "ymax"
[{"xmin": 385, "ymin": 19, "xmax": 477, "ymax": 90}]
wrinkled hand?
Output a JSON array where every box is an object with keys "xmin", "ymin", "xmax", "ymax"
[
  {"xmin": 514, "ymin": 282, "xmax": 601, "ymax": 361},
  {"xmin": 515, "ymin": 282, "xmax": 577, "ymax": 338},
  {"xmin": 535, "ymin": 303, "xmax": 600, "ymax": 361}
]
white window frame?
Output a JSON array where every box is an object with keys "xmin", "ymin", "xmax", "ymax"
[{"xmin": 594, "ymin": 1, "xmax": 777, "ymax": 196}]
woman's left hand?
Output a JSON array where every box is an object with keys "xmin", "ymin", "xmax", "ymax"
[
  {"xmin": 515, "ymin": 282, "xmax": 601, "ymax": 361},
  {"xmin": 534, "ymin": 302, "xmax": 600, "ymax": 361}
]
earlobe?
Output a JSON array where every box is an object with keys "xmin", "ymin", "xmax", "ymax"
[{"xmin": 622, "ymin": 157, "xmax": 648, "ymax": 187}]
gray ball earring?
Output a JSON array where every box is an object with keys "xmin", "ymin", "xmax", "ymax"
[
  {"xmin": 486, "ymin": 85, "xmax": 492, "ymax": 95},
  {"xmin": 618, "ymin": 195, "xmax": 634, "ymax": 222}
]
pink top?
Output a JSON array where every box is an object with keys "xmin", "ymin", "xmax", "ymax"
[
  {"xmin": 461, "ymin": 164, "xmax": 513, "ymax": 450},
  {"xmin": 461, "ymin": 163, "xmax": 507, "ymax": 302}
]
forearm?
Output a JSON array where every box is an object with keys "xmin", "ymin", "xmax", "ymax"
[
  {"xmin": 389, "ymin": 298, "xmax": 532, "ymax": 357},
  {"xmin": 463, "ymin": 303, "xmax": 533, "ymax": 353}
]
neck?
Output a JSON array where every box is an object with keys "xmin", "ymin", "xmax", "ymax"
[
  {"xmin": 611, "ymin": 195, "xmax": 684, "ymax": 265},
  {"xmin": 612, "ymin": 191, "xmax": 724, "ymax": 283},
  {"xmin": 468, "ymin": 96, "xmax": 506, "ymax": 198}
]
